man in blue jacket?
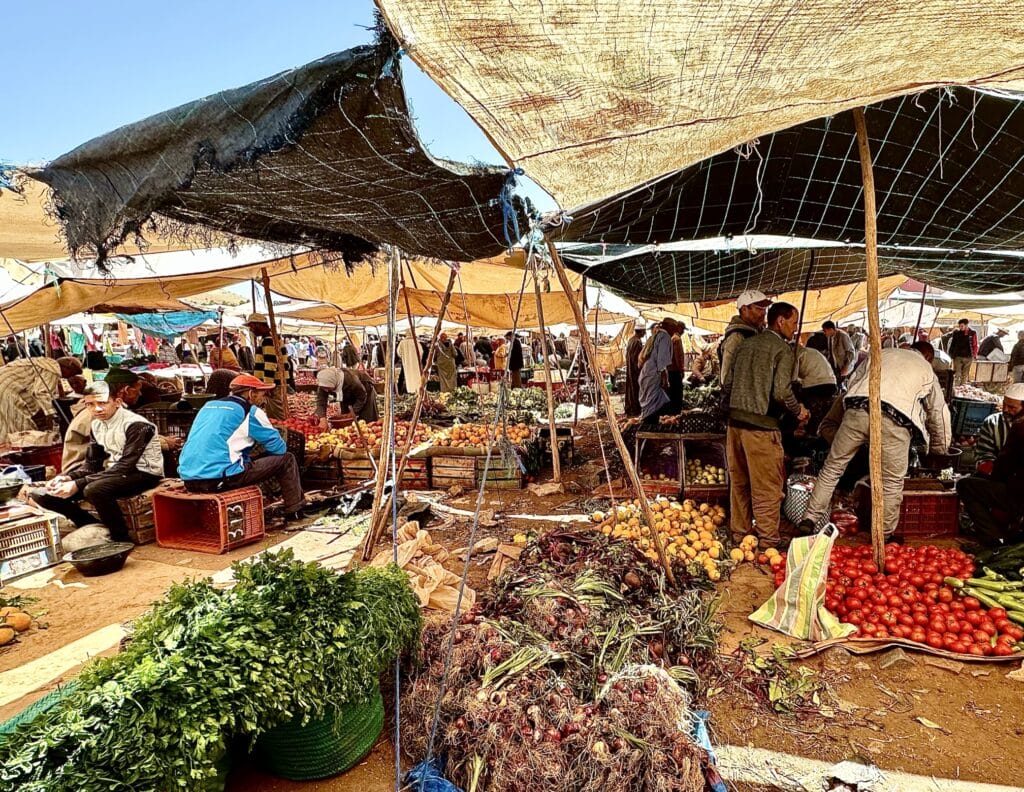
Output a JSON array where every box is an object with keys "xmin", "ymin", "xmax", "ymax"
[{"xmin": 178, "ymin": 374, "xmax": 305, "ymax": 520}]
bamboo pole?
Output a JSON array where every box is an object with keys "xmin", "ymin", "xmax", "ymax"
[
  {"xmin": 913, "ymin": 284, "xmax": 929, "ymax": 339},
  {"xmin": 547, "ymin": 239, "xmax": 676, "ymax": 586},
  {"xmin": 365, "ymin": 247, "xmax": 402, "ymax": 557},
  {"xmin": 362, "ymin": 267, "xmax": 459, "ymax": 560},
  {"xmin": 531, "ymin": 257, "xmax": 562, "ymax": 482},
  {"xmin": 261, "ymin": 268, "xmax": 289, "ymax": 419},
  {"xmin": 852, "ymin": 108, "xmax": 886, "ymax": 568}
]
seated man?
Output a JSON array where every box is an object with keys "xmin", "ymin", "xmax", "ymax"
[
  {"xmin": 958, "ymin": 415, "xmax": 1024, "ymax": 545},
  {"xmin": 177, "ymin": 374, "xmax": 305, "ymax": 521},
  {"xmin": 974, "ymin": 384, "xmax": 1024, "ymax": 472},
  {"xmin": 34, "ymin": 381, "xmax": 164, "ymax": 543}
]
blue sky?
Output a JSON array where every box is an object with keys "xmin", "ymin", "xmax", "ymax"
[{"xmin": 1, "ymin": 0, "xmax": 554, "ymax": 208}]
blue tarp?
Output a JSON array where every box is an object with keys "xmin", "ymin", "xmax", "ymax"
[{"xmin": 114, "ymin": 311, "xmax": 218, "ymax": 339}]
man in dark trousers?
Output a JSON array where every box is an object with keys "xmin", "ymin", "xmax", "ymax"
[
  {"xmin": 957, "ymin": 411, "xmax": 1024, "ymax": 546},
  {"xmin": 506, "ymin": 331, "xmax": 525, "ymax": 388},
  {"xmin": 946, "ymin": 318, "xmax": 978, "ymax": 385},
  {"xmin": 624, "ymin": 326, "xmax": 646, "ymax": 416}
]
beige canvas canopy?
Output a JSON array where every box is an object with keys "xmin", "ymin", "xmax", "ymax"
[{"xmin": 377, "ymin": 1, "xmax": 1024, "ymax": 211}]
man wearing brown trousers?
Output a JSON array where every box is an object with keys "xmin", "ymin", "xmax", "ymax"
[{"xmin": 725, "ymin": 302, "xmax": 809, "ymax": 548}]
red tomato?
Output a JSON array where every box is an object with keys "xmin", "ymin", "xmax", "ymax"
[
  {"xmin": 846, "ymin": 609, "xmax": 863, "ymax": 625},
  {"xmin": 937, "ymin": 587, "xmax": 954, "ymax": 603},
  {"xmin": 979, "ymin": 619, "xmax": 997, "ymax": 635},
  {"xmin": 862, "ymin": 561, "xmax": 879, "ymax": 574},
  {"xmin": 991, "ymin": 643, "xmax": 1016, "ymax": 656},
  {"xmin": 965, "ymin": 611, "xmax": 983, "ymax": 627},
  {"xmin": 908, "ymin": 573, "xmax": 926, "ymax": 588},
  {"xmin": 988, "ymin": 608, "xmax": 1008, "ymax": 620},
  {"xmin": 926, "ymin": 632, "xmax": 944, "ymax": 649},
  {"xmin": 962, "ymin": 596, "xmax": 981, "ymax": 611},
  {"xmin": 950, "ymin": 640, "xmax": 968, "ymax": 654},
  {"xmin": 874, "ymin": 627, "xmax": 890, "ymax": 639},
  {"xmin": 1004, "ymin": 625, "xmax": 1024, "ymax": 641},
  {"xmin": 846, "ymin": 596, "xmax": 864, "ymax": 610}
]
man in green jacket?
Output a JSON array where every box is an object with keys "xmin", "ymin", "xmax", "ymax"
[{"xmin": 726, "ymin": 302, "xmax": 809, "ymax": 547}]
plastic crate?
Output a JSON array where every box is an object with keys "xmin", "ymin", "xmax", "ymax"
[
  {"xmin": 855, "ymin": 484, "xmax": 959, "ymax": 540},
  {"xmin": 0, "ymin": 513, "xmax": 61, "ymax": 583},
  {"xmin": 153, "ymin": 485, "xmax": 264, "ymax": 554},
  {"xmin": 635, "ymin": 432, "xmax": 684, "ymax": 495},
  {"xmin": 950, "ymin": 398, "xmax": 998, "ymax": 437}
]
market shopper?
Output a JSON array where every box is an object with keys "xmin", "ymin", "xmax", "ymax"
[
  {"xmin": 178, "ymin": 374, "xmax": 305, "ymax": 521},
  {"xmin": 247, "ymin": 313, "xmax": 284, "ymax": 419},
  {"xmin": 725, "ymin": 302, "xmax": 809, "ymax": 547},
  {"xmin": 665, "ymin": 323, "xmax": 687, "ymax": 411},
  {"xmin": 974, "ymin": 384, "xmax": 1024, "ymax": 468},
  {"xmin": 315, "ymin": 367, "xmax": 379, "ymax": 424},
  {"xmin": 638, "ymin": 319, "xmax": 682, "ymax": 420},
  {"xmin": 821, "ymin": 321, "xmax": 856, "ymax": 383},
  {"xmin": 946, "ymin": 318, "xmax": 978, "ymax": 385},
  {"xmin": 718, "ymin": 290, "xmax": 771, "ymax": 385},
  {"xmin": 624, "ymin": 326, "xmax": 646, "ymax": 416},
  {"xmin": 156, "ymin": 339, "xmax": 179, "ymax": 365},
  {"xmin": 505, "ymin": 331, "xmax": 525, "ymax": 388},
  {"xmin": 1011, "ymin": 331, "xmax": 1024, "ymax": 383},
  {"xmin": 798, "ymin": 347, "xmax": 951, "ymax": 537},
  {"xmin": 0, "ymin": 356, "xmax": 83, "ymax": 443},
  {"xmin": 208, "ymin": 339, "xmax": 240, "ymax": 371},
  {"xmin": 689, "ymin": 346, "xmax": 720, "ymax": 386},
  {"xmin": 35, "ymin": 380, "xmax": 164, "ymax": 543},
  {"xmin": 978, "ymin": 328, "xmax": 1009, "ymax": 359},
  {"xmin": 957, "ymin": 414, "xmax": 1024, "ymax": 545},
  {"xmin": 435, "ymin": 334, "xmax": 458, "ymax": 393}
]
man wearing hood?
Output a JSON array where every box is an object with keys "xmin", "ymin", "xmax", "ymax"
[
  {"xmin": 435, "ymin": 334, "xmax": 458, "ymax": 393},
  {"xmin": 719, "ymin": 290, "xmax": 771, "ymax": 386}
]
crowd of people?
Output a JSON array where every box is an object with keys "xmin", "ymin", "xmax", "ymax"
[{"xmin": 621, "ymin": 291, "xmax": 1022, "ymax": 550}]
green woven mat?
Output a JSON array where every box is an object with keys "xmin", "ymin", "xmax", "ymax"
[
  {"xmin": 255, "ymin": 686, "xmax": 383, "ymax": 781},
  {"xmin": 0, "ymin": 682, "xmax": 78, "ymax": 745}
]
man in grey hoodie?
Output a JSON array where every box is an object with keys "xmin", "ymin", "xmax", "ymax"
[
  {"xmin": 726, "ymin": 302, "xmax": 809, "ymax": 547},
  {"xmin": 719, "ymin": 290, "xmax": 771, "ymax": 386}
]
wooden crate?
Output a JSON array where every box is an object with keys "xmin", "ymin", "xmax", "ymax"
[
  {"xmin": 84, "ymin": 489, "xmax": 158, "ymax": 545},
  {"xmin": 340, "ymin": 457, "xmax": 431, "ymax": 490},
  {"xmin": 476, "ymin": 456, "xmax": 524, "ymax": 490},
  {"xmin": 301, "ymin": 459, "xmax": 342, "ymax": 490},
  {"xmin": 431, "ymin": 455, "xmax": 477, "ymax": 489}
]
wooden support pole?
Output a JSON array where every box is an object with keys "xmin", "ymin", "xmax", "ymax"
[
  {"xmin": 913, "ymin": 284, "xmax": 928, "ymax": 339},
  {"xmin": 531, "ymin": 257, "xmax": 562, "ymax": 483},
  {"xmin": 365, "ymin": 247, "xmax": 402, "ymax": 559},
  {"xmin": 547, "ymin": 239, "xmax": 676, "ymax": 587},
  {"xmin": 260, "ymin": 268, "xmax": 289, "ymax": 419},
  {"xmin": 853, "ymin": 108, "xmax": 886, "ymax": 568},
  {"xmin": 362, "ymin": 267, "xmax": 458, "ymax": 560}
]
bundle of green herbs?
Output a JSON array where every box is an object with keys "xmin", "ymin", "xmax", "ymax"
[{"xmin": 0, "ymin": 551, "xmax": 421, "ymax": 792}]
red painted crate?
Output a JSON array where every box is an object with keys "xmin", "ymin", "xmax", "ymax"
[
  {"xmin": 153, "ymin": 485, "xmax": 264, "ymax": 554},
  {"xmin": 895, "ymin": 490, "xmax": 959, "ymax": 540}
]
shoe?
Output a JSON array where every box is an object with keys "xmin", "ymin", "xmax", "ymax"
[{"xmin": 286, "ymin": 510, "xmax": 306, "ymax": 524}]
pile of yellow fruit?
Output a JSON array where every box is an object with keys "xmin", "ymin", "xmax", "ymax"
[
  {"xmin": 728, "ymin": 533, "xmax": 762, "ymax": 562},
  {"xmin": 590, "ymin": 497, "xmax": 732, "ymax": 581},
  {"xmin": 434, "ymin": 422, "xmax": 532, "ymax": 449},
  {"xmin": 685, "ymin": 458, "xmax": 727, "ymax": 485},
  {"xmin": 307, "ymin": 420, "xmax": 433, "ymax": 457}
]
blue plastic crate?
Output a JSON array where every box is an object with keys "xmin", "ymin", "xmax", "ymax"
[{"xmin": 950, "ymin": 397, "xmax": 998, "ymax": 437}]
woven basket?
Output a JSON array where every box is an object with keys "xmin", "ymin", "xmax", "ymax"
[
  {"xmin": 0, "ymin": 682, "xmax": 78, "ymax": 745},
  {"xmin": 255, "ymin": 686, "xmax": 383, "ymax": 781}
]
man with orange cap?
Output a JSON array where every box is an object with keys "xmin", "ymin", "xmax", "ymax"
[{"xmin": 178, "ymin": 374, "xmax": 305, "ymax": 521}]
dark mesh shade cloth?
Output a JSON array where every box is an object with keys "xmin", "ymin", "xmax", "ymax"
[
  {"xmin": 560, "ymin": 246, "xmax": 1024, "ymax": 304},
  {"xmin": 31, "ymin": 44, "xmax": 522, "ymax": 264},
  {"xmin": 557, "ymin": 88, "xmax": 1024, "ymax": 297}
]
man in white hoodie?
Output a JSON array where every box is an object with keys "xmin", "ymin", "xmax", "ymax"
[{"xmin": 798, "ymin": 347, "xmax": 951, "ymax": 536}]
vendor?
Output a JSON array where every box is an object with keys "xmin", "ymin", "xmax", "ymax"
[
  {"xmin": 178, "ymin": 374, "xmax": 305, "ymax": 522},
  {"xmin": 957, "ymin": 413, "xmax": 1024, "ymax": 545},
  {"xmin": 689, "ymin": 346, "xmax": 719, "ymax": 386},
  {"xmin": 208, "ymin": 339, "xmax": 240, "ymax": 371},
  {"xmin": 0, "ymin": 356, "xmax": 83, "ymax": 443},
  {"xmin": 435, "ymin": 334, "xmax": 458, "ymax": 393},
  {"xmin": 34, "ymin": 380, "xmax": 164, "ymax": 543},
  {"xmin": 974, "ymin": 384, "xmax": 1024, "ymax": 471},
  {"xmin": 247, "ymin": 313, "xmax": 284, "ymax": 419},
  {"xmin": 798, "ymin": 347, "xmax": 950, "ymax": 537},
  {"xmin": 638, "ymin": 318, "xmax": 683, "ymax": 420},
  {"xmin": 315, "ymin": 367, "xmax": 378, "ymax": 426},
  {"xmin": 624, "ymin": 325, "xmax": 646, "ymax": 416},
  {"xmin": 978, "ymin": 328, "xmax": 1009, "ymax": 359},
  {"xmin": 791, "ymin": 344, "xmax": 837, "ymax": 436}
]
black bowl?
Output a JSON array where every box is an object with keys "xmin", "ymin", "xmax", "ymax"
[{"xmin": 64, "ymin": 542, "xmax": 134, "ymax": 576}]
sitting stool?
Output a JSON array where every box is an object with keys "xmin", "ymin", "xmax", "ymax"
[
  {"xmin": 153, "ymin": 483, "xmax": 265, "ymax": 554},
  {"xmin": 83, "ymin": 486, "xmax": 162, "ymax": 545}
]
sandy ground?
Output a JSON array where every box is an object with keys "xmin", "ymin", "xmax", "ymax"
[{"xmin": 2, "ymin": 423, "xmax": 1023, "ymax": 791}]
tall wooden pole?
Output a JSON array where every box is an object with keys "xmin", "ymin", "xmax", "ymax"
[
  {"xmin": 261, "ymin": 268, "xmax": 289, "ymax": 419},
  {"xmin": 547, "ymin": 239, "xmax": 676, "ymax": 586},
  {"xmin": 531, "ymin": 258, "xmax": 562, "ymax": 482},
  {"xmin": 366, "ymin": 247, "xmax": 401, "ymax": 554},
  {"xmin": 853, "ymin": 108, "xmax": 886, "ymax": 568},
  {"xmin": 913, "ymin": 284, "xmax": 929, "ymax": 339},
  {"xmin": 362, "ymin": 267, "xmax": 459, "ymax": 560}
]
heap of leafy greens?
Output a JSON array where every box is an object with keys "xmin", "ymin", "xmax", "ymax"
[{"xmin": 0, "ymin": 551, "xmax": 421, "ymax": 792}]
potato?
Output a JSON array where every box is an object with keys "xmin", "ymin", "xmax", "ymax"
[
  {"xmin": 4, "ymin": 612, "xmax": 32, "ymax": 632},
  {"xmin": 0, "ymin": 626, "xmax": 15, "ymax": 646}
]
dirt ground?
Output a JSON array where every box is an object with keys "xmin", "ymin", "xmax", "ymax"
[{"xmin": 2, "ymin": 421, "xmax": 1023, "ymax": 790}]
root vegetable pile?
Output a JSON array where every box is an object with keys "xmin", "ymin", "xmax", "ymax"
[
  {"xmin": 772, "ymin": 543, "xmax": 1024, "ymax": 656},
  {"xmin": 402, "ymin": 530, "xmax": 718, "ymax": 792}
]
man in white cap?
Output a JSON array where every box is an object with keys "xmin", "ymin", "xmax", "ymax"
[
  {"xmin": 974, "ymin": 383, "xmax": 1024, "ymax": 472},
  {"xmin": 1010, "ymin": 330, "xmax": 1024, "ymax": 383},
  {"xmin": 719, "ymin": 290, "xmax": 771, "ymax": 387}
]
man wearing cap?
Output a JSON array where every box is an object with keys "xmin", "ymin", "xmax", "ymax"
[
  {"xmin": 34, "ymin": 380, "xmax": 164, "ymax": 543},
  {"xmin": 178, "ymin": 374, "xmax": 305, "ymax": 521},
  {"xmin": 246, "ymin": 313, "xmax": 284, "ymax": 419},
  {"xmin": 1010, "ymin": 331, "xmax": 1024, "ymax": 383},
  {"xmin": 957, "ymin": 393, "xmax": 1024, "ymax": 545},
  {"xmin": 978, "ymin": 328, "xmax": 1009, "ymax": 360},
  {"xmin": 946, "ymin": 318, "xmax": 978, "ymax": 385},
  {"xmin": 973, "ymin": 384, "xmax": 1024, "ymax": 470},
  {"xmin": 719, "ymin": 290, "xmax": 771, "ymax": 386},
  {"xmin": 315, "ymin": 367, "xmax": 379, "ymax": 426},
  {"xmin": 822, "ymin": 321, "xmax": 856, "ymax": 383},
  {"xmin": 726, "ymin": 303, "xmax": 809, "ymax": 548}
]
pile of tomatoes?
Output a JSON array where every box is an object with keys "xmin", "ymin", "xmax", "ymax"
[
  {"xmin": 773, "ymin": 543, "xmax": 1024, "ymax": 656},
  {"xmin": 273, "ymin": 416, "xmax": 323, "ymax": 438}
]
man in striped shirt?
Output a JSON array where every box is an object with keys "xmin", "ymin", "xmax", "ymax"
[
  {"xmin": 246, "ymin": 313, "xmax": 284, "ymax": 419},
  {"xmin": 974, "ymin": 384, "xmax": 1024, "ymax": 474}
]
